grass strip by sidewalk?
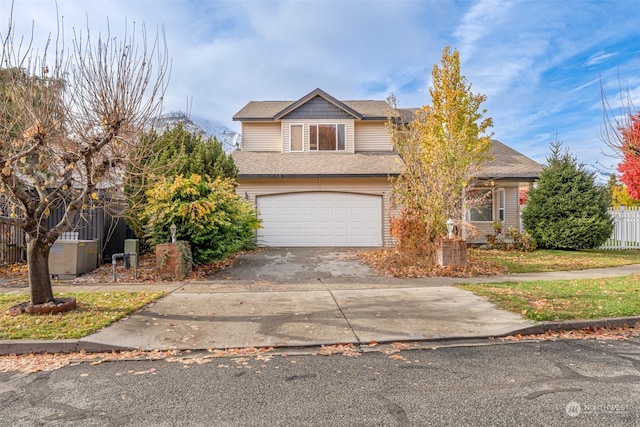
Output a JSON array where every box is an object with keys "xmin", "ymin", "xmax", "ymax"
[
  {"xmin": 459, "ymin": 275, "xmax": 640, "ymax": 322},
  {"xmin": 0, "ymin": 291, "xmax": 166, "ymax": 340},
  {"xmin": 471, "ymin": 249, "xmax": 640, "ymax": 273}
]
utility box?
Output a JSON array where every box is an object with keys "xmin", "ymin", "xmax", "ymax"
[
  {"xmin": 124, "ymin": 239, "xmax": 140, "ymax": 267},
  {"xmin": 49, "ymin": 240, "xmax": 99, "ymax": 279}
]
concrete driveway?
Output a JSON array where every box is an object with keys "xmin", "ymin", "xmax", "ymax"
[{"xmin": 205, "ymin": 247, "xmax": 450, "ymax": 287}]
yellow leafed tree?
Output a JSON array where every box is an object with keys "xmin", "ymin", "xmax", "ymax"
[{"xmin": 387, "ymin": 46, "xmax": 493, "ymax": 260}]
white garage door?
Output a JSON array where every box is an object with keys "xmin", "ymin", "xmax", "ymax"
[{"xmin": 256, "ymin": 192, "xmax": 382, "ymax": 247}]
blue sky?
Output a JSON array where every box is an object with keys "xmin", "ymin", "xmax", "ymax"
[{"xmin": 4, "ymin": 0, "xmax": 640, "ymax": 176}]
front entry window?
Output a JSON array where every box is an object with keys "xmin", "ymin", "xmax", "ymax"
[{"xmin": 468, "ymin": 189, "xmax": 493, "ymax": 222}]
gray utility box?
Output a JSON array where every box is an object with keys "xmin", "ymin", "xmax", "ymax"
[
  {"xmin": 49, "ymin": 240, "xmax": 99, "ymax": 279},
  {"xmin": 124, "ymin": 239, "xmax": 140, "ymax": 267}
]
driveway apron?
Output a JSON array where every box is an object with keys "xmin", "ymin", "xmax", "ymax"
[{"xmin": 82, "ymin": 248, "xmax": 534, "ymax": 351}]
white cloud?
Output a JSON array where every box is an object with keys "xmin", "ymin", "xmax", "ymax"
[
  {"xmin": 585, "ymin": 52, "xmax": 618, "ymax": 66},
  {"xmin": 3, "ymin": 0, "xmax": 639, "ymax": 169},
  {"xmin": 453, "ymin": 0, "xmax": 515, "ymax": 60}
]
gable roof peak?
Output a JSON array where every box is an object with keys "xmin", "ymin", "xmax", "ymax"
[
  {"xmin": 273, "ymin": 88, "xmax": 363, "ymax": 120},
  {"xmin": 232, "ymin": 89, "xmax": 394, "ymax": 121}
]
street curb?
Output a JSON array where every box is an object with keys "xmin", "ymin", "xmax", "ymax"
[
  {"xmin": 0, "ymin": 339, "xmax": 135, "ymax": 356},
  {"xmin": 1, "ymin": 317, "xmax": 638, "ymax": 356},
  {"xmin": 507, "ymin": 316, "xmax": 640, "ymax": 336}
]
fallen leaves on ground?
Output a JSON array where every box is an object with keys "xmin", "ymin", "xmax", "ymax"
[
  {"xmin": 501, "ymin": 323, "xmax": 640, "ymax": 342},
  {"xmin": 0, "ymin": 346, "xmax": 275, "ymax": 374},
  {"xmin": 2, "ymin": 325, "xmax": 639, "ymax": 374},
  {"xmin": 0, "ymin": 262, "xmax": 29, "ymax": 287},
  {"xmin": 0, "ymin": 349, "xmax": 179, "ymax": 374},
  {"xmin": 165, "ymin": 346, "xmax": 276, "ymax": 367},
  {"xmin": 389, "ymin": 354, "xmax": 411, "ymax": 363},
  {"xmin": 0, "ymin": 251, "xmax": 238, "ymax": 289},
  {"xmin": 315, "ymin": 343, "xmax": 362, "ymax": 357},
  {"xmin": 358, "ymin": 249, "xmax": 507, "ymax": 278}
]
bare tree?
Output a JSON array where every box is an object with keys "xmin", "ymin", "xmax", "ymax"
[
  {"xmin": 600, "ymin": 78, "xmax": 639, "ymax": 158},
  {"xmin": 600, "ymin": 72, "xmax": 640, "ymax": 199},
  {"xmin": 0, "ymin": 4, "xmax": 169, "ymax": 307}
]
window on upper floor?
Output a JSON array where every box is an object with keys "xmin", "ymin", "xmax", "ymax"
[
  {"xmin": 309, "ymin": 124, "xmax": 346, "ymax": 151},
  {"xmin": 290, "ymin": 124, "xmax": 303, "ymax": 152}
]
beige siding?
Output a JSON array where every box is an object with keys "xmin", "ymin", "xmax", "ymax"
[
  {"xmin": 504, "ymin": 186, "xmax": 520, "ymax": 230},
  {"xmin": 241, "ymin": 122, "xmax": 281, "ymax": 152},
  {"xmin": 354, "ymin": 121, "xmax": 393, "ymax": 152},
  {"xmin": 469, "ymin": 222, "xmax": 493, "ymax": 243},
  {"xmin": 281, "ymin": 119, "xmax": 355, "ymax": 153},
  {"xmin": 237, "ymin": 177, "xmax": 395, "ymax": 247}
]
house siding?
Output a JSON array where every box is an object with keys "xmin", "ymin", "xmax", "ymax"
[
  {"xmin": 354, "ymin": 121, "xmax": 393, "ymax": 152},
  {"xmin": 504, "ymin": 185, "xmax": 520, "ymax": 230},
  {"xmin": 241, "ymin": 122, "xmax": 281, "ymax": 151},
  {"xmin": 282, "ymin": 96, "xmax": 354, "ymax": 120},
  {"xmin": 237, "ymin": 177, "xmax": 395, "ymax": 247}
]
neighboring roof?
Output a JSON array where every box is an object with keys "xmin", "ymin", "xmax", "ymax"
[
  {"xmin": 231, "ymin": 151, "xmax": 402, "ymax": 178},
  {"xmin": 479, "ymin": 140, "xmax": 543, "ymax": 180},
  {"xmin": 233, "ymin": 88, "xmax": 397, "ymax": 122},
  {"xmin": 398, "ymin": 108, "xmax": 420, "ymax": 124}
]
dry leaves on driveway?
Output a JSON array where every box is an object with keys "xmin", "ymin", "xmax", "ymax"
[{"xmin": 359, "ymin": 249, "xmax": 507, "ymax": 278}]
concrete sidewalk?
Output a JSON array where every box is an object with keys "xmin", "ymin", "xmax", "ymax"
[
  {"xmin": 80, "ymin": 284, "xmax": 533, "ymax": 351},
  {"xmin": 2, "ymin": 264, "xmax": 640, "ymax": 355}
]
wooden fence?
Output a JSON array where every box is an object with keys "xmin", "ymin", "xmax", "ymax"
[
  {"xmin": 600, "ymin": 206, "xmax": 640, "ymax": 250},
  {"xmin": 0, "ymin": 203, "xmax": 135, "ymax": 266}
]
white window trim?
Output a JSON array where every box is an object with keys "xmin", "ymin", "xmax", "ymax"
[
  {"xmin": 289, "ymin": 124, "xmax": 304, "ymax": 152},
  {"xmin": 498, "ymin": 188, "xmax": 505, "ymax": 222},
  {"xmin": 308, "ymin": 123, "xmax": 347, "ymax": 152}
]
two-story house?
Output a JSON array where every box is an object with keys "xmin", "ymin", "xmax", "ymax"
[{"xmin": 231, "ymin": 88, "xmax": 541, "ymax": 247}]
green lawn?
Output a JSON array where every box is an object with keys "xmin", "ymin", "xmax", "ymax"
[
  {"xmin": 459, "ymin": 275, "xmax": 640, "ymax": 321},
  {"xmin": 471, "ymin": 248, "xmax": 640, "ymax": 273},
  {"xmin": 0, "ymin": 291, "xmax": 166, "ymax": 340}
]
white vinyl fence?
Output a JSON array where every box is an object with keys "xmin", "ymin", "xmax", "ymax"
[{"xmin": 600, "ymin": 206, "xmax": 640, "ymax": 250}]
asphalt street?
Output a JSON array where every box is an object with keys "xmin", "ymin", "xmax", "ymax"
[{"xmin": 1, "ymin": 339, "xmax": 639, "ymax": 426}]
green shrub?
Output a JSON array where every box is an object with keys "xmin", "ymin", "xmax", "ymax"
[
  {"xmin": 125, "ymin": 123, "xmax": 238, "ymax": 238},
  {"xmin": 142, "ymin": 174, "xmax": 261, "ymax": 265},
  {"xmin": 521, "ymin": 142, "xmax": 613, "ymax": 250}
]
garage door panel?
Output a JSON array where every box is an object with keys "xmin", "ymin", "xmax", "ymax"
[{"xmin": 257, "ymin": 192, "xmax": 382, "ymax": 247}]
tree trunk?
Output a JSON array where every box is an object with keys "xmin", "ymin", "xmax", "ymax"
[{"xmin": 26, "ymin": 234, "xmax": 54, "ymax": 305}]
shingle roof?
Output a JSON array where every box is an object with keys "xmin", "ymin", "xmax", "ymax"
[
  {"xmin": 480, "ymin": 140, "xmax": 543, "ymax": 180},
  {"xmin": 233, "ymin": 101, "xmax": 293, "ymax": 121},
  {"xmin": 231, "ymin": 151, "xmax": 402, "ymax": 177},
  {"xmin": 232, "ymin": 88, "xmax": 397, "ymax": 121},
  {"xmin": 232, "ymin": 140, "xmax": 541, "ymax": 180}
]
